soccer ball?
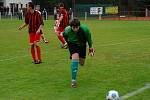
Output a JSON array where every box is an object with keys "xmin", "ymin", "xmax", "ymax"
[{"xmin": 106, "ymin": 90, "xmax": 120, "ymax": 100}]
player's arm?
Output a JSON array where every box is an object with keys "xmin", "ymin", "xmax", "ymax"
[
  {"xmin": 18, "ymin": 13, "xmax": 29, "ymax": 30},
  {"xmin": 85, "ymin": 28, "xmax": 92, "ymax": 48},
  {"xmin": 62, "ymin": 31, "xmax": 67, "ymax": 42},
  {"xmin": 18, "ymin": 23, "xmax": 28, "ymax": 30},
  {"xmin": 36, "ymin": 13, "xmax": 44, "ymax": 33},
  {"xmin": 58, "ymin": 14, "xmax": 63, "ymax": 23},
  {"xmin": 62, "ymin": 27, "xmax": 68, "ymax": 43},
  {"xmin": 87, "ymin": 32, "xmax": 95, "ymax": 56},
  {"xmin": 84, "ymin": 27, "xmax": 95, "ymax": 56},
  {"xmin": 37, "ymin": 25, "xmax": 43, "ymax": 33}
]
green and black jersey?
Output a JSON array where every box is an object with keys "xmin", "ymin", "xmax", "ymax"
[{"xmin": 63, "ymin": 24, "xmax": 92, "ymax": 48}]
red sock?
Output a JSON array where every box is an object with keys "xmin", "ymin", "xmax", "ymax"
[
  {"xmin": 31, "ymin": 45, "xmax": 36, "ymax": 61},
  {"xmin": 58, "ymin": 34, "xmax": 65, "ymax": 44},
  {"xmin": 36, "ymin": 45, "xmax": 41, "ymax": 61}
]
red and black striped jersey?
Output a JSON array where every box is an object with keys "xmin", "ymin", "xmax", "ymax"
[
  {"xmin": 59, "ymin": 8, "xmax": 68, "ymax": 29},
  {"xmin": 25, "ymin": 11, "xmax": 44, "ymax": 33}
]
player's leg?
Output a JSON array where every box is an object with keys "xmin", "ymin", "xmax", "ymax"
[
  {"xmin": 56, "ymin": 28, "xmax": 66, "ymax": 45},
  {"xmin": 29, "ymin": 33, "xmax": 36, "ymax": 63},
  {"xmin": 40, "ymin": 31, "xmax": 48, "ymax": 43},
  {"xmin": 54, "ymin": 26, "xmax": 67, "ymax": 48},
  {"xmin": 79, "ymin": 58, "xmax": 85, "ymax": 66},
  {"xmin": 68, "ymin": 43, "xmax": 80, "ymax": 88},
  {"xmin": 79, "ymin": 45, "xmax": 86, "ymax": 66},
  {"xmin": 35, "ymin": 42, "xmax": 42, "ymax": 63},
  {"xmin": 71, "ymin": 53, "xmax": 79, "ymax": 88},
  {"xmin": 34, "ymin": 32, "xmax": 42, "ymax": 64}
]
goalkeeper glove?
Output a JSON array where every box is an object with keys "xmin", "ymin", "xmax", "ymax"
[{"xmin": 88, "ymin": 48, "xmax": 95, "ymax": 56}]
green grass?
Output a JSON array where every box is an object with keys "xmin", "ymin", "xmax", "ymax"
[{"xmin": 0, "ymin": 19, "xmax": 150, "ymax": 100}]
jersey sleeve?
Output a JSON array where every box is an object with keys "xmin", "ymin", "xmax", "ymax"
[
  {"xmin": 62, "ymin": 31, "xmax": 68, "ymax": 43},
  {"xmin": 62, "ymin": 26, "xmax": 70, "ymax": 42},
  {"xmin": 83, "ymin": 26, "xmax": 93, "ymax": 48},
  {"xmin": 60, "ymin": 9, "xmax": 65, "ymax": 16},
  {"xmin": 37, "ymin": 12, "xmax": 44, "ymax": 26},
  {"xmin": 59, "ymin": 9, "xmax": 68, "ymax": 27}
]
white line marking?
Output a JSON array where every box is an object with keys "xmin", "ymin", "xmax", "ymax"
[
  {"xmin": 0, "ymin": 55, "xmax": 30, "ymax": 62},
  {"xmin": 0, "ymin": 38, "xmax": 150, "ymax": 62},
  {"xmin": 97, "ymin": 38, "xmax": 150, "ymax": 47},
  {"xmin": 0, "ymin": 51, "xmax": 68, "ymax": 62},
  {"xmin": 120, "ymin": 84, "xmax": 150, "ymax": 100}
]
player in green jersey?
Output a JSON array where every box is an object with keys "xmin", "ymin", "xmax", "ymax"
[{"xmin": 63, "ymin": 18, "xmax": 95, "ymax": 88}]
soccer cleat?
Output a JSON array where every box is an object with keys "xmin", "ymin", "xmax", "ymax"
[
  {"xmin": 61, "ymin": 42, "xmax": 68, "ymax": 49},
  {"xmin": 32, "ymin": 60, "xmax": 37, "ymax": 64},
  {"xmin": 71, "ymin": 80, "xmax": 77, "ymax": 88},
  {"xmin": 42, "ymin": 37, "xmax": 49, "ymax": 44},
  {"xmin": 44, "ymin": 40, "xmax": 49, "ymax": 44},
  {"xmin": 33, "ymin": 60, "xmax": 42, "ymax": 64}
]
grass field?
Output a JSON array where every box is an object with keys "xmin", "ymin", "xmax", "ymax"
[{"xmin": 0, "ymin": 19, "xmax": 150, "ymax": 100}]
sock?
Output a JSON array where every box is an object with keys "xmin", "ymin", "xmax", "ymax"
[
  {"xmin": 36, "ymin": 45, "xmax": 41, "ymax": 61},
  {"xmin": 58, "ymin": 34, "xmax": 65, "ymax": 44},
  {"xmin": 31, "ymin": 45, "xmax": 36, "ymax": 61},
  {"xmin": 71, "ymin": 59, "xmax": 79, "ymax": 80}
]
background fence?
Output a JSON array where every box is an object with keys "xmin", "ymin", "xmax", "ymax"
[{"xmin": 0, "ymin": 10, "xmax": 149, "ymax": 21}]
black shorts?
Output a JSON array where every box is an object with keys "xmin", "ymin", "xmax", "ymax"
[{"xmin": 68, "ymin": 43, "xmax": 86, "ymax": 59}]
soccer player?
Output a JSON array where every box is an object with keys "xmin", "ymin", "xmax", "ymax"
[
  {"xmin": 55, "ymin": 3, "xmax": 68, "ymax": 48},
  {"xmin": 18, "ymin": 2, "xmax": 43, "ymax": 64},
  {"xmin": 63, "ymin": 18, "xmax": 95, "ymax": 88},
  {"xmin": 35, "ymin": 5, "xmax": 48, "ymax": 44},
  {"xmin": 54, "ymin": 16, "xmax": 66, "ymax": 48}
]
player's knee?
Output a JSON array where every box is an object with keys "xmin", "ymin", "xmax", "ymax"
[
  {"xmin": 34, "ymin": 41, "xmax": 40, "ymax": 46},
  {"xmin": 72, "ymin": 53, "xmax": 79, "ymax": 59}
]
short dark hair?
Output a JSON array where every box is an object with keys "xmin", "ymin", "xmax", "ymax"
[
  {"xmin": 28, "ymin": 2, "xmax": 34, "ymax": 9},
  {"xmin": 70, "ymin": 18, "xmax": 80, "ymax": 27},
  {"xmin": 59, "ymin": 3, "xmax": 64, "ymax": 7}
]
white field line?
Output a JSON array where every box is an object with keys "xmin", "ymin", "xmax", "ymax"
[
  {"xmin": 0, "ymin": 55, "xmax": 30, "ymax": 62},
  {"xmin": 0, "ymin": 38, "xmax": 150, "ymax": 62},
  {"xmin": 120, "ymin": 84, "xmax": 150, "ymax": 100},
  {"xmin": 97, "ymin": 37, "xmax": 150, "ymax": 47},
  {"xmin": 0, "ymin": 51, "xmax": 68, "ymax": 62}
]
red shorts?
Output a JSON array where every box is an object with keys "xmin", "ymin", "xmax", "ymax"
[
  {"xmin": 29, "ymin": 32, "xmax": 41, "ymax": 44},
  {"xmin": 57, "ymin": 27, "xmax": 64, "ymax": 33}
]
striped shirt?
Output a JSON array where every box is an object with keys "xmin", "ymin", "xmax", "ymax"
[
  {"xmin": 25, "ymin": 11, "xmax": 44, "ymax": 33},
  {"xmin": 35, "ymin": 10, "xmax": 41, "ymax": 15},
  {"xmin": 59, "ymin": 8, "xmax": 68, "ymax": 29}
]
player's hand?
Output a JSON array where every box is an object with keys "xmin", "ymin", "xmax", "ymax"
[
  {"xmin": 88, "ymin": 48, "xmax": 95, "ymax": 57},
  {"xmin": 36, "ymin": 29, "xmax": 41, "ymax": 34}
]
